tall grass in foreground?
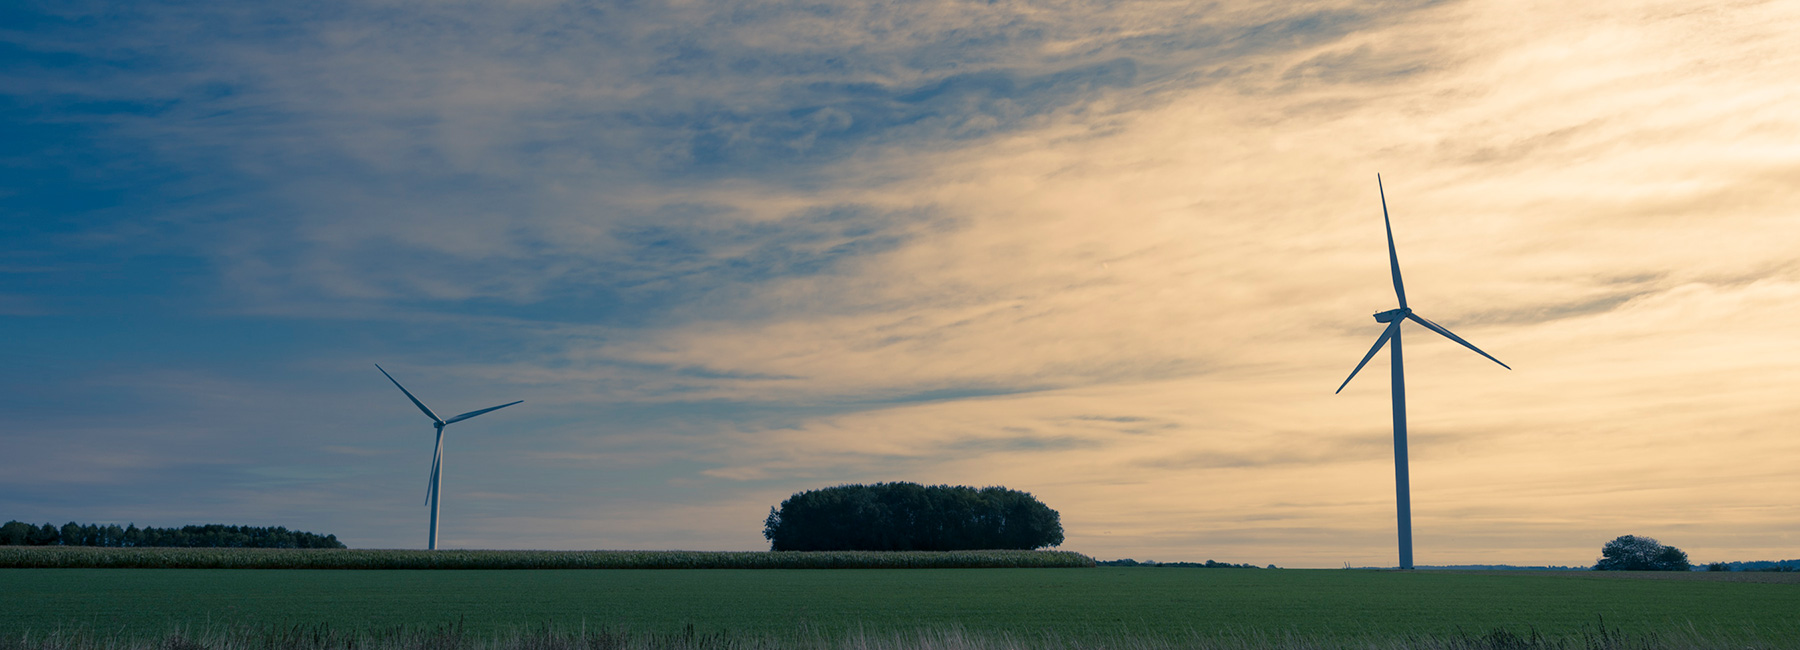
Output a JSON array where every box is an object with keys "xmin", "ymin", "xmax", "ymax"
[
  {"xmin": 0, "ymin": 622, "xmax": 1775, "ymax": 650},
  {"xmin": 0, "ymin": 547, "xmax": 1094, "ymax": 569}
]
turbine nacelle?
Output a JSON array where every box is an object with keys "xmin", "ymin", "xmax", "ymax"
[{"xmin": 1373, "ymin": 308, "xmax": 1411, "ymax": 323}]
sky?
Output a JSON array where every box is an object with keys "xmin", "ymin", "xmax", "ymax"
[{"xmin": 3, "ymin": 0, "xmax": 1797, "ymax": 568}]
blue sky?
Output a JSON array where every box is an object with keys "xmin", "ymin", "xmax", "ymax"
[{"xmin": 5, "ymin": 0, "xmax": 1799, "ymax": 566}]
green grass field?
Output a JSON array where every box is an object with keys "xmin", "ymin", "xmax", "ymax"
[{"xmin": 3, "ymin": 567, "xmax": 1797, "ymax": 645}]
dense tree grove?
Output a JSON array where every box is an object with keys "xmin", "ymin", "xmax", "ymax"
[
  {"xmin": 1593, "ymin": 535, "xmax": 1690, "ymax": 571},
  {"xmin": 763, "ymin": 482, "xmax": 1063, "ymax": 551},
  {"xmin": 0, "ymin": 521, "xmax": 345, "ymax": 548}
]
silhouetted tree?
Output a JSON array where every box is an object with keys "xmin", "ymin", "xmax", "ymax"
[
  {"xmin": 763, "ymin": 482, "xmax": 1063, "ymax": 551},
  {"xmin": 1594, "ymin": 535, "xmax": 1690, "ymax": 571},
  {"xmin": 0, "ymin": 521, "xmax": 32, "ymax": 545}
]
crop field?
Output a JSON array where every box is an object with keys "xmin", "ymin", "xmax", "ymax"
[{"xmin": 4, "ymin": 565, "xmax": 1798, "ymax": 649}]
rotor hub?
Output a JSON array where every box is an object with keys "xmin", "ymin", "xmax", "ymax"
[{"xmin": 1373, "ymin": 307, "xmax": 1411, "ymax": 323}]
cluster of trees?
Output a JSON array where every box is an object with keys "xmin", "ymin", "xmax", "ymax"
[
  {"xmin": 763, "ymin": 482, "xmax": 1063, "ymax": 551},
  {"xmin": 1592, "ymin": 536, "xmax": 1800, "ymax": 572},
  {"xmin": 1593, "ymin": 535, "xmax": 1689, "ymax": 571},
  {"xmin": 0, "ymin": 521, "xmax": 345, "ymax": 549}
]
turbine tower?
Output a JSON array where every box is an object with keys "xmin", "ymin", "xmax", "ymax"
[
  {"xmin": 377, "ymin": 364, "xmax": 522, "ymax": 550},
  {"xmin": 1335, "ymin": 175, "xmax": 1509, "ymax": 570}
]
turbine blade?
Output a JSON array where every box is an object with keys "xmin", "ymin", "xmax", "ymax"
[
  {"xmin": 426, "ymin": 433, "xmax": 442, "ymax": 506},
  {"xmin": 378, "ymin": 364, "xmax": 444, "ymax": 424},
  {"xmin": 1336, "ymin": 322, "xmax": 1399, "ymax": 394},
  {"xmin": 425, "ymin": 454, "xmax": 439, "ymax": 507},
  {"xmin": 1379, "ymin": 175, "xmax": 1408, "ymax": 309},
  {"xmin": 1406, "ymin": 313, "xmax": 1511, "ymax": 370},
  {"xmin": 444, "ymin": 400, "xmax": 523, "ymax": 425}
]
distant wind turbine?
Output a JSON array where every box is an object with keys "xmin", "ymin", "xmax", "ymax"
[
  {"xmin": 377, "ymin": 364, "xmax": 522, "ymax": 551},
  {"xmin": 1335, "ymin": 175, "xmax": 1509, "ymax": 570}
]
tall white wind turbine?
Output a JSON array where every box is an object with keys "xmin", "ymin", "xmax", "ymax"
[
  {"xmin": 377, "ymin": 364, "xmax": 522, "ymax": 550},
  {"xmin": 1335, "ymin": 175, "xmax": 1510, "ymax": 570}
]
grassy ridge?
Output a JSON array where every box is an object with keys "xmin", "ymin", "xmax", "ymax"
[{"xmin": 0, "ymin": 546, "xmax": 1095, "ymax": 569}]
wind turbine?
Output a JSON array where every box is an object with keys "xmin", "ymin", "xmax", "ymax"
[
  {"xmin": 377, "ymin": 364, "xmax": 522, "ymax": 550},
  {"xmin": 1335, "ymin": 175, "xmax": 1509, "ymax": 570}
]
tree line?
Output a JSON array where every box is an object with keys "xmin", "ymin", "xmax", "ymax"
[
  {"xmin": 0, "ymin": 521, "xmax": 346, "ymax": 548},
  {"xmin": 1098, "ymin": 558, "xmax": 1270, "ymax": 568},
  {"xmin": 763, "ymin": 482, "xmax": 1063, "ymax": 551},
  {"xmin": 1703, "ymin": 559, "xmax": 1800, "ymax": 572}
]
